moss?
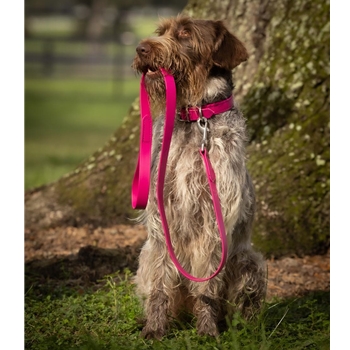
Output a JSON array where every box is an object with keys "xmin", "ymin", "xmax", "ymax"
[
  {"xmin": 236, "ymin": 0, "xmax": 330, "ymax": 256},
  {"xmin": 248, "ymin": 112, "xmax": 329, "ymax": 256}
]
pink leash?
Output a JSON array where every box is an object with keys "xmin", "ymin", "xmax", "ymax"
[
  {"xmin": 131, "ymin": 73, "xmax": 153, "ymax": 210},
  {"xmin": 132, "ymin": 68, "xmax": 228, "ymax": 282}
]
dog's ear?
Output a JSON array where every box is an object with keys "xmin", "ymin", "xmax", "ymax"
[{"xmin": 212, "ymin": 21, "xmax": 248, "ymax": 70}]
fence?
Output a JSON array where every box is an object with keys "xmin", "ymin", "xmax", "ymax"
[{"xmin": 25, "ymin": 36, "xmax": 138, "ymax": 80}]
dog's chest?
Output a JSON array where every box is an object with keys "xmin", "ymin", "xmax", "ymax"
[{"xmin": 151, "ymin": 115, "xmax": 244, "ymax": 209}]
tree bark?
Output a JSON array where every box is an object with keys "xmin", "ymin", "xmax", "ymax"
[
  {"xmin": 25, "ymin": 0, "xmax": 329, "ymax": 257},
  {"xmin": 85, "ymin": 0, "xmax": 107, "ymax": 40}
]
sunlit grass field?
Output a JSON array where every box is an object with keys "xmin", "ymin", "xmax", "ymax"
[
  {"xmin": 25, "ymin": 77, "xmax": 139, "ymax": 189},
  {"xmin": 24, "ymin": 12, "xmax": 164, "ymax": 190}
]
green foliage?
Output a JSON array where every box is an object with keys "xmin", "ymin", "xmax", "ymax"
[
  {"xmin": 25, "ymin": 78, "xmax": 139, "ymax": 189},
  {"xmin": 25, "ymin": 271, "xmax": 329, "ymax": 350}
]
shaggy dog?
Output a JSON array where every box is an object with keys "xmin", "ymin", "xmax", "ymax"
[{"xmin": 132, "ymin": 15, "xmax": 266, "ymax": 339}]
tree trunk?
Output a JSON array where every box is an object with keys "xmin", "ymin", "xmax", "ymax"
[
  {"xmin": 86, "ymin": 0, "xmax": 107, "ymax": 41},
  {"xmin": 25, "ymin": 0, "xmax": 329, "ymax": 257}
]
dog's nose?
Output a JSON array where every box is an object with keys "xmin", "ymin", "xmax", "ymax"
[{"xmin": 136, "ymin": 43, "xmax": 151, "ymax": 56}]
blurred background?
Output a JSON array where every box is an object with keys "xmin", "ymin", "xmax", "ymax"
[{"xmin": 25, "ymin": 0, "xmax": 187, "ymax": 190}]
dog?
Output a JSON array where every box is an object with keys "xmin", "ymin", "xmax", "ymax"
[{"xmin": 132, "ymin": 15, "xmax": 266, "ymax": 339}]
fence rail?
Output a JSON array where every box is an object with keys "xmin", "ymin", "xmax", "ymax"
[{"xmin": 25, "ymin": 37, "xmax": 137, "ymax": 79}]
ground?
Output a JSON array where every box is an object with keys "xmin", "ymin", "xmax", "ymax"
[{"xmin": 25, "ymin": 224, "xmax": 329, "ymax": 300}]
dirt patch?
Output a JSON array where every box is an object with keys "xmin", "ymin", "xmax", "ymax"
[
  {"xmin": 25, "ymin": 224, "xmax": 329, "ymax": 300},
  {"xmin": 25, "ymin": 224, "xmax": 147, "ymax": 261}
]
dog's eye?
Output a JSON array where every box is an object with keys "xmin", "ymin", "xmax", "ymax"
[{"xmin": 178, "ymin": 30, "xmax": 190, "ymax": 39}]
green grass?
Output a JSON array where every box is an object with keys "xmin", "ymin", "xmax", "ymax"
[
  {"xmin": 27, "ymin": 15, "xmax": 77, "ymax": 38},
  {"xmin": 25, "ymin": 77, "xmax": 139, "ymax": 189},
  {"xmin": 25, "ymin": 271, "xmax": 330, "ymax": 350}
]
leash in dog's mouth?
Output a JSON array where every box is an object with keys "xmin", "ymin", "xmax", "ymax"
[
  {"xmin": 139, "ymin": 64, "xmax": 163, "ymax": 78},
  {"xmin": 131, "ymin": 68, "xmax": 229, "ymax": 282}
]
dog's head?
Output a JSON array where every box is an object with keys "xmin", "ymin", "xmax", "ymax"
[{"xmin": 132, "ymin": 16, "xmax": 248, "ymax": 106}]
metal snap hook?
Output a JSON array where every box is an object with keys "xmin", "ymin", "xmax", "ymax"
[{"xmin": 197, "ymin": 117, "xmax": 209, "ymax": 152}]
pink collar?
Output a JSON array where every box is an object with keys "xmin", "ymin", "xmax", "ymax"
[{"xmin": 179, "ymin": 95, "xmax": 234, "ymax": 122}]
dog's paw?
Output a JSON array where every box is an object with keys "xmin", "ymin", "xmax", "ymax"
[
  {"xmin": 197, "ymin": 327, "xmax": 219, "ymax": 338},
  {"xmin": 197, "ymin": 321, "xmax": 219, "ymax": 337},
  {"xmin": 196, "ymin": 315, "xmax": 219, "ymax": 337}
]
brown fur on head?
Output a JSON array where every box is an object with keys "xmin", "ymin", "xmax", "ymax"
[{"xmin": 132, "ymin": 16, "xmax": 248, "ymax": 108}]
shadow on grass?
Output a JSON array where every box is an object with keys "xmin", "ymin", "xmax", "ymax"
[{"xmin": 25, "ymin": 244, "xmax": 142, "ymax": 300}]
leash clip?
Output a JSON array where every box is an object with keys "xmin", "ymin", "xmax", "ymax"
[{"xmin": 197, "ymin": 115, "xmax": 209, "ymax": 152}]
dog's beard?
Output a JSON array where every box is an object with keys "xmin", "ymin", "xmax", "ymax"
[
  {"xmin": 144, "ymin": 73, "xmax": 166, "ymax": 96},
  {"xmin": 132, "ymin": 58, "xmax": 209, "ymax": 110},
  {"xmin": 144, "ymin": 76, "xmax": 168, "ymax": 113}
]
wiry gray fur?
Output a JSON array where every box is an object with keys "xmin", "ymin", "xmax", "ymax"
[{"xmin": 132, "ymin": 16, "xmax": 267, "ymax": 339}]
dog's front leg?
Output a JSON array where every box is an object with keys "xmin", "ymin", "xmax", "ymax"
[
  {"xmin": 193, "ymin": 294, "xmax": 221, "ymax": 337},
  {"xmin": 141, "ymin": 282, "xmax": 171, "ymax": 340},
  {"xmin": 190, "ymin": 278, "xmax": 224, "ymax": 337},
  {"xmin": 225, "ymin": 248, "xmax": 267, "ymax": 320},
  {"xmin": 137, "ymin": 238, "xmax": 180, "ymax": 340}
]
